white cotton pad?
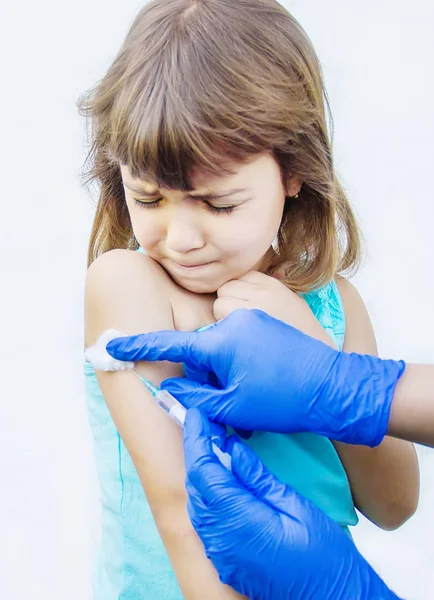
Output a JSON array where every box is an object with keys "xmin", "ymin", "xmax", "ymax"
[{"xmin": 84, "ymin": 329, "xmax": 135, "ymax": 372}]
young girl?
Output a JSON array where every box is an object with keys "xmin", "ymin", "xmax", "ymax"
[{"xmin": 80, "ymin": 1, "xmax": 419, "ymax": 598}]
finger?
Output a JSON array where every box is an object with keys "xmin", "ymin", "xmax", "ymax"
[
  {"xmin": 217, "ymin": 279, "xmax": 252, "ymax": 300},
  {"xmin": 183, "ymin": 409, "xmax": 226, "ymax": 469},
  {"xmin": 182, "ymin": 362, "xmax": 213, "ymax": 385},
  {"xmin": 227, "ymin": 436, "xmax": 302, "ymax": 514},
  {"xmin": 161, "ymin": 377, "xmax": 230, "ymax": 422},
  {"xmin": 235, "ymin": 270, "xmax": 265, "ymax": 283},
  {"xmin": 213, "ymin": 296, "xmax": 247, "ymax": 321},
  {"xmin": 106, "ymin": 330, "xmax": 213, "ymax": 371},
  {"xmin": 183, "ymin": 412, "xmax": 213, "ymax": 519},
  {"xmin": 185, "ymin": 479, "xmax": 208, "ymax": 523},
  {"xmin": 184, "ymin": 409, "xmax": 243, "ymax": 503}
]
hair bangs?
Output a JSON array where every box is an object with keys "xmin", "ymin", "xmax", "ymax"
[
  {"xmin": 106, "ymin": 3, "xmax": 273, "ymax": 191},
  {"xmin": 106, "ymin": 57, "xmax": 255, "ymax": 191}
]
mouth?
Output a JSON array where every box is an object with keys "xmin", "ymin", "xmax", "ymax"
[{"xmin": 170, "ymin": 260, "xmax": 215, "ymax": 273}]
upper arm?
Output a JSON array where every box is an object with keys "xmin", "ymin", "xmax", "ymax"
[
  {"xmin": 336, "ymin": 277, "xmax": 378, "ymax": 356},
  {"xmin": 85, "ymin": 250, "xmax": 187, "ymax": 506},
  {"xmin": 85, "ymin": 250, "xmax": 244, "ymax": 599},
  {"xmin": 334, "ymin": 278, "xmax": 419, "ymax": 530}
]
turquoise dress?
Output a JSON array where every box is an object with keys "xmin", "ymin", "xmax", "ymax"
[{"xmin": 84, "ymin": 279, "xmax": 358, "ymax": 599}]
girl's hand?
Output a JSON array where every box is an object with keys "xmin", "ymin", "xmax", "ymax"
[{"xmin": 214, "ymin": 271, "xmax": 333, "ymax": 346}]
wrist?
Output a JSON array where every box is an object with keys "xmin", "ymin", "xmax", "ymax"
[
  {"xmin": 357, "ymin": 354, "xmax": 406, "ymax": 447},
  {"xmin": 318, "ymin": 352, "xmax": 405, "ymax": 446}
]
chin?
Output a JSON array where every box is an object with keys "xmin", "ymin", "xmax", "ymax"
[
  {"xmin": 168, "ymin": 271, "xmax": 226, "ymax": 294},
  {"xmin": 177, "ymin": 279, "xmax": 220, "ymax": 294}
]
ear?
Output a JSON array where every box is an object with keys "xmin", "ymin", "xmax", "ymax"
[{"xmin": 285, "ymin": 175, "xmax": 303, "ymax": 197}]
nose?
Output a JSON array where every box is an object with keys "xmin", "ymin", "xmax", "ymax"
[{"xmin": 165, "ymin": 208, "xmax": 205, "ymax": 254}]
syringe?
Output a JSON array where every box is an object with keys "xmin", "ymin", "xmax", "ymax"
[{"xmin": 133, "ymin": 370, "xmax": 232, "ymax": 471}]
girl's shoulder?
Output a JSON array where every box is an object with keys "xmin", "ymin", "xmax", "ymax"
[
  {"xmin": 86, "ymin": 249, "xmax": 214, "ymax": 337},
  {"xmin": 134, "ymin": 248, "xmax": 216, "ymax": 331}
]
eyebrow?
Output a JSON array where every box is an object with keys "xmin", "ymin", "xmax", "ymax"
[{"xmin": 123, "ymin": 183, "xmax": 248, "ymax": 201}]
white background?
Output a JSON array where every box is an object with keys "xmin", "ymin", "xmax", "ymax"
[{"xmin": 0, "ymin": 1, "xmax": 433, "ymax": 598}]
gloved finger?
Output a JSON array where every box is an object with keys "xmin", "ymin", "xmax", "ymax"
[
  {"xmin": 182, "ymin": 322, "xmax": 220, "ymax": 384},
  {"xmin": 161, "ymin": 378, "xmax": 232, "ymax": 423},
  {"xmin": 183, "ymin": 408, "xmax": 227, "ymax": 472},
  {"xmin": 182, "ymin": 363, "xmax": 219, "ymax": 386},
  {"xmin": 185, "ymin": 478, "xmax": 209, "ymax": 522},
  {"xmin": 184, "ymin": 480, "xmax": 229, "ymax": 567},
  {"xmin": 184, "ymin": 409, "xmax": 245, "ymax": 504},
  {"xmin": 227, "ymin": 435, "xmax": 302, "ymax": 515},
  {"xmin": 106, "ymin": 330, "xmax": 213, "ymax": 370}
]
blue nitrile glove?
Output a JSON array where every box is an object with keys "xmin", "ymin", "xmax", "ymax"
[
  {"xmin": 183, "ymin": 409, "xmax": 401, "ymax": 600},
  {"xmin": 106, "ymin": 309, "xmax": 406, "ymax": 446}
]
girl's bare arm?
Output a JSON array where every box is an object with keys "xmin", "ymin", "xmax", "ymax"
[
  {"xmin": 209, "ymin": 271, "xmax": 420, "ymax": 530},
  {"xmin": 333, "ymin": 279, "xmax": 420, "ymax": 530},
  {"xmin": 85, "ymin": 249, "xmax": 245, "ymax": 600}
]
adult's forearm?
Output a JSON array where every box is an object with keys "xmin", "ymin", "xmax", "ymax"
[{"xmin": 388, "ymin": 364, "xmax": 434, "ymax": 447}]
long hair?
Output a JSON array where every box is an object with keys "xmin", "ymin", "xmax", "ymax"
[{"xmin": 77, "ymin": 0, "xmax": 361, "ymax": 291}]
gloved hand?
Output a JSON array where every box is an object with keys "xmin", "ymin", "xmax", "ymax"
[
  {"xmin": 106, "ymin": 308, "xmax": 405, "ymax": 446},
  {"xmin": 183, "ymin": 409, "xmax": 401, "ymax": 600}
]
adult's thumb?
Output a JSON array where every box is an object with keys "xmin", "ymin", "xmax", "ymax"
[
  {"xmin": 229, "ymin": 438, "xmax": 299, "ymax": 514},
  {"xmin": 161, "ymin": 377, "xmax": 228, "ymax": 421}
]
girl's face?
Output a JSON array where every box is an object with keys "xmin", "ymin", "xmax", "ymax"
[{"xmin": 120, "ymin": 153, "xmax": 300, "ymax": 293}]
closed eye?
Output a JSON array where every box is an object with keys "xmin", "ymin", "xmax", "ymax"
[
  {"xmin": 134, "ymin": 197, "xmax": 235, "ymax": 214},
  {"xmin": 134, "ymin": 197, "xmax": 162, "ymax": 209},
  {"xmin": 205, "ymin": 203, "xmax": 235, "ymax": 214}
]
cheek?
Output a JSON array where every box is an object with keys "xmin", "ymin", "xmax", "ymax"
[
  {"xmin": 221, "ymin": 201, "xmax": 284, "ymax": 259},
  {"xmin": 129, "ymin": 210, "xmax": 162, "ymax": 250}
]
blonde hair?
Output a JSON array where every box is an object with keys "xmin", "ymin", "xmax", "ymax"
[{"xmin": 78, "ymin": 0, "xmax": 361, "ymax": 291}]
